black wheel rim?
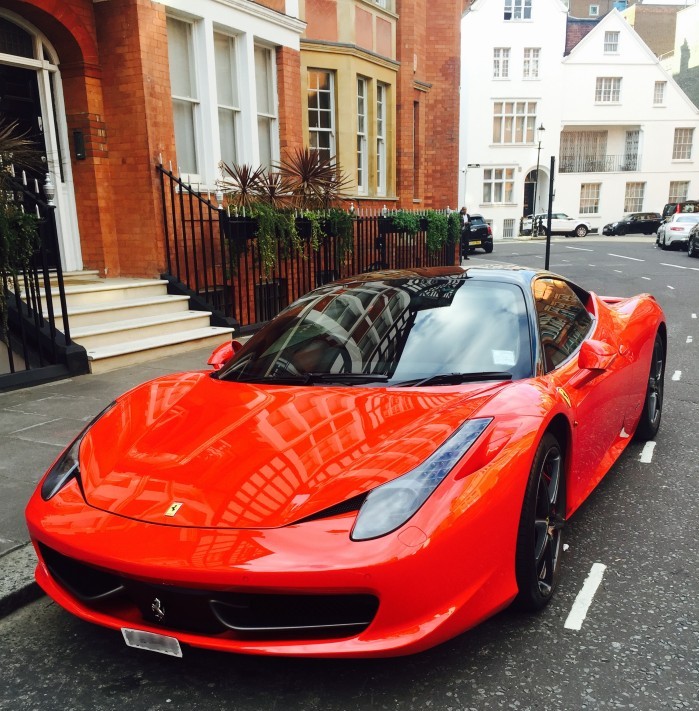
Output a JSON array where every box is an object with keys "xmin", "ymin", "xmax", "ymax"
[
  {"xmin": 647, "ymin": 339, "xmax": 664, "ymax": 427},
  {"xmin": 533, "ymin": 447, "xmax": 563, "ymax": 597}
]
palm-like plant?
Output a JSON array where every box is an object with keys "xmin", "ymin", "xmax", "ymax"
[
  {"xmin": 255, "ymin": 170, "xmax": 293, "ymax": 210},
  {"xmin": 218, "ymin": 162, "xmax": 266, "ymax": 212},
  {"xmin": 277, "ymin": 147, "xmax": 351, "ymax": 210}
]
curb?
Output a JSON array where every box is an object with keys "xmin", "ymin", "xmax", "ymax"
[{"xmin": 0, "ymin": 542, "xmax": 44, "ymax": 619}]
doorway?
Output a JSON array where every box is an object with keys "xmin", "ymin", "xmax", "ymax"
[{"xmin": 0, "ymin": 14, "xmax": 82, "ymax": 271}]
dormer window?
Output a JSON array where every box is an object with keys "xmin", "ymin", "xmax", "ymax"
[{"xmin": 504, "ymin": 0, "xmax": 532, "ymax": 21}]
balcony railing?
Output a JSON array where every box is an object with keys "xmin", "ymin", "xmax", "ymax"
[{"xmin": 559, "ymin": 154, "xmax": 640, "ymax": 174}]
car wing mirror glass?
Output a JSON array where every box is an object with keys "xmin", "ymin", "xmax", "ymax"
[{"xmin": 578, "ymin": 339, "xmax": 617, "ymax": 371}]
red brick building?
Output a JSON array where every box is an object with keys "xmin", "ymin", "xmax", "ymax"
[{"xmin": 0, "ymin": 0, "xmax": 461, "ymax": 279}]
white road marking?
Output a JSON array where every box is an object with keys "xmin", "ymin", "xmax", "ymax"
[
  {"xmin": 564, "ymin": 563, "xmax": 607, "ymax": 631},
  {"xmin": 566, "ymin": 246, "xmax": 594, "ymax": 252},
  {"xmin": 588, "ymin": 264, "xmax": 596, "ymax": 267},
  {"xmin": 608, "ymin": 253, "xmax": 644, "ymax": 261},
  {"xmin": 688, "ymin": 336, "xmax": 694, "ymax": 344},
  {"xmin": 672, "ymin": 371, "xmax": 682, "ymax": 381},
  {"xmin": 693, "ymin": 313, "xmax": 697, "ymax": 319},
  {"xmin": 614, "ymin": 269, "xmax": 622, "ymax": 273},
  {"xmin": 660, "ymin": 262, "xmax": 699, "ymax": 272},
  {"xmin": 667, "ymin": 285, "xmax": 675, "ymax": 290},
  {"xmin": 642, "ymin": 276, "xmax": 651, "ymax": 280},
  {"xmin": 640, "ymin": 441, "xmax": 656, "ymax": 463}
]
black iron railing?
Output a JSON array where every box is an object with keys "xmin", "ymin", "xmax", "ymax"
[
  {"xmin": 157, "ymin": 163, "xmax": 458, "ymax": 330},
  {"xmin": 1, "ymin": 171, "xmax": 88, "ymax": 391},
  {"xmin": 559, "ymin": 154, "xmax": 641, "ymax": 173}
]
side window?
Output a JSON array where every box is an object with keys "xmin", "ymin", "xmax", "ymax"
[{"xmin": 533, "ymin": 278, "xmax": 593, "ymax": 371}]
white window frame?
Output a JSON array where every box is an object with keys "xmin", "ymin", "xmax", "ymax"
[
  {"xmin": 357, "ymin": 77, "xmax": 368, "ymax": 195},
  {"xmin": 604, "ymin": 31, "xmax": 619, "ymax": 53},
  {"xmin": 504, "ymin": 0, "xmax": 532, "ymax": 21},
  {"xmin": 492, "ymin": 100, "xmax": 537, "ymax": 144},
  {"xmin": 624, "ymin": 182, "xmax": 645, "ymax": 213},
  {"xmin": 214, "ymin": 32, "xmax": 241, "ymax": 170},
  {"xmin": 308, "ymin": 69, "xmax": 336, "ymax": 162},
  {"xmin": 595, "ymin": 77, "xmax": 621, "ymax": 103},
  {"xmin": 672, "ymin": 128, "xmax": 694, "ymax": 160},
  {"xmin": 167, "ymin": 16, "xmax": 200, "ymax": 180},
  {"xmin": 254, "ymin": 45, "xmax": 278, "ymax": 172},
  {"xmin": 589, "ymin": 5, "xmax": 599, "ymax": 17},
  {"xmin": 523, "ymin": 48, "xmax": 540, "ymax": 79},
  {"xmin": 493, "ymin": 48, "xmax": 510, "ymax": 79},
  {"xmin": 377, "ymin": 82, "xmax": 387, "ymax": 197},
  {"xmin": 653, "ymin": 81, "xmax": 666, "ymax": 106},
  {"xmin": 579, "ymin": 183, "xmax": 601, "ymax": 214},
  {"xmin": 669, "ymin": 181, "xmax": 689, "ymax": 203},
  {"xmin": 483, "ymin": 167, "xmax": 515, "ymax": 204}
]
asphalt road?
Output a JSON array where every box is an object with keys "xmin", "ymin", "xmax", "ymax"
[{"xmin": 1, "ymin": 237, "xmax": 697, "ymax": 711}]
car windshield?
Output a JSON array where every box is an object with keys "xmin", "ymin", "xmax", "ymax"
[{"xmin": 218, "ymin": 276, "xmax": 532, "ymax": 386}]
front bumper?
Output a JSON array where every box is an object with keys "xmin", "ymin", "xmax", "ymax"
[{"xmin": 26, "ymin": 466, "xmax": 523, "ymax": 657}]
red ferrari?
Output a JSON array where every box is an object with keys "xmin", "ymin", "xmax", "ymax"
[{"xmin": 25, "ymin": 266, "xmax": 666, "ymax": 658}]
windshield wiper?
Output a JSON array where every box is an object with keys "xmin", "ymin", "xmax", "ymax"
[
  {"xmin": 234, "ymin": 372, "xmax": 390, "ymax": 386},
  {"xmin": 392, "ymin": 372, "xmax": 513, "ymax": 387}
]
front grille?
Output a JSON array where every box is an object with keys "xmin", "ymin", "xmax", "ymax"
[{"xmin": 39, "ymin": 543, "xmax": 378, "ymax": 640}]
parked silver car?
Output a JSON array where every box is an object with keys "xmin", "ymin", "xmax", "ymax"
[
  {"xmin": 657, "ymin": 213, "xmax": 699, "ymax": 250},
  {"xmin": 521, "ymin": 213, "xmax": 591, "ymax": 238}
]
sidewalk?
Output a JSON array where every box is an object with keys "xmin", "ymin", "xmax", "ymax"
[{"xmin": 0, "ymin": 344, "xmax": 222, "ymax": 618}]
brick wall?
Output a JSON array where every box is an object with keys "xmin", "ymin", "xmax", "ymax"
[
  {"xmin": 276, "ymin": 46, "xmax": 304, "ymax": 159},
  {"xmin": 93, "ymin": 0, "xmax": 174, "ymax": 277},
  {"xmin": 396, "ymin": 0, "xmax": 460, "ymax": 209}
]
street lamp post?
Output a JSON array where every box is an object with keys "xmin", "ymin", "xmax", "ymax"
[{"xmin": 532, "ymin": 124, "xmax": 545, "ymax": 227}]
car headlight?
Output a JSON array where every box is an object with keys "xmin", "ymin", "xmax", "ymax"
[
  {"xmin": 40, "ymin": 402, "xmax": 116, "ymax": 500},
  {"xmin": 351, "ymin": 418, "xmax": 492, "ymax": 541}
]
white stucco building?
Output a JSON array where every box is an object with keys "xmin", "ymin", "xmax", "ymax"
[{"xmin": 460, "ymin": 1, "xmax": 699, "ymax": 239}]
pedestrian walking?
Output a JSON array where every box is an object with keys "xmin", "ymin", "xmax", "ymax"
[{"xmin": 460, "ymin": 206, "xmax": 471, "ymax": 260}]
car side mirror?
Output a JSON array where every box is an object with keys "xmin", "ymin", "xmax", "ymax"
[
  {"xmin": 578, "ymin": 339, "xmax": 617, "ymax": 371},
  {"xmin": 208, "ymin": 339, "xmax": 243, "ymax": 370}
]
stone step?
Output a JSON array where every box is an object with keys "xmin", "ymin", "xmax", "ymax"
[
  {"xmin": 70, "ymin": 310, "xmax": 214, "ymax": 351},
  {"xmin": 87, "ymin": 327, "xmax": 235, "ymax": 374},
  {"xmin": 54, "ymin": 294, "xmax": 191, "ymax": 328},
  {"xmin": 37, "ymin": 278, "xmax": 169, "ymax": 310}
]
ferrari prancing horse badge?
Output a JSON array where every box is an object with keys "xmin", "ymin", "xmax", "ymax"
[{"xmin": 165, "ymin": 502, "xmax": 183, "ymax": 517}]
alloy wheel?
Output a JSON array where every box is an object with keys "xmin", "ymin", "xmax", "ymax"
[
  {"xmin": 646, "ymin": 338, "xmax": 664, "ymax": 429},
  {"xmin": 533, "ymin": 446, "xmax": 564, "ymax": 597}
]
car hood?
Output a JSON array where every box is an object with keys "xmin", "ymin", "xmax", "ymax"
[{"xmin": 80, "ymin": 371, "xmax": 502, "ymax": 529}]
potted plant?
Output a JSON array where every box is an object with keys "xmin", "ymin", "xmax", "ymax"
[{"xmin": 0, "ymin": 119, "xmax": 41, "ymax": 343}]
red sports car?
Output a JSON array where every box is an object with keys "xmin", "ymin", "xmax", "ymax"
[{"xmin": 25, "ymin": 266, "xmax": 666, "ymax": 658}]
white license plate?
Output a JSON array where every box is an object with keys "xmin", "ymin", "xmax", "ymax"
[
  {"xmin": 122, "ymin": 628, "xmax": 183, "ymax": 657},
  {"xmin": 471, "ymin": 241, "xmax": 481, "ymax": 246}
]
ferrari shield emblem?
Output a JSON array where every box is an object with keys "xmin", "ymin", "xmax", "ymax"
[
  {"xmin": 165, "ymin": 502, "xmax": 183, "ymax": 517},
  {"xmin": 557, "ymin": 387, "xmax": 572, "ymax": 408}
]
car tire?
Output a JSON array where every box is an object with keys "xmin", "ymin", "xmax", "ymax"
[
  {"xmin": 689, "ymin": 236, "xmax": 698, "ymax": 258},
  {"xmin": 634, "ymin": 333, "xmax": 665, "ymax": 441},
  {"xmin": 513, "ymin": 432, "xmax": 565, "ymax": 612},
  {"xmin": 658, "ymin": 234, "xmax": 668, "ymax": 250},
  {"xmin": 484, "ymin": 243, "xmax": 493, "ymax": 254},
  {"xmin": 575, "ymin": 225, "xmax": 588, "ymax": 238}
]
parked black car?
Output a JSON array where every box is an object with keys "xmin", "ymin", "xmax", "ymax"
[
  {"xmin": 462, "ymin": 213, "xmax": 493, "ymax": 255},
  {"xmin": 602, "ymin": 212, "xmax": 662, "ymax": 236},
  {"xmin": 662, "ymin": 201, "xmax": 699, "ymax": 219}
]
